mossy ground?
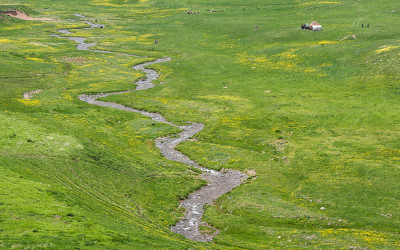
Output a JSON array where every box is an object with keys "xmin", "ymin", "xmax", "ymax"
[{"xmin": 1, "ymin": 0, "xmax": 400, "ymax": 248}]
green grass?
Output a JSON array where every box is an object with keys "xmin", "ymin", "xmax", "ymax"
[{"xmin": 1, "ymin": 0, "xmax": 400, "ymax": 248}]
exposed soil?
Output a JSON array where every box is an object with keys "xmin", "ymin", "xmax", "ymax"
[
  {"xmin": 1, "ymin": 10, "xmax": 52, "ymax": 21},
  {"xmin": 23, "ymin": 89, "xmax": 43, "ymax": 99},
  {"xmin": 56, "ymin": 15, "xmax": 248, "ymax": 242}
]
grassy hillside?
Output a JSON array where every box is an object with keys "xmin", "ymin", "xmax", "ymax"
[{"xmin": 1, "ymin": 0, "xmax": 400, "ymax": 248}]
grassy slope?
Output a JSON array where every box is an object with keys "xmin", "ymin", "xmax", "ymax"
[
  {"xmin": 1, "ymin": 0, "xmax": 400, "ymax": 248},
  {"xmin": 0, "ymin": 1, "xmax": 205, "ymax": 249}
]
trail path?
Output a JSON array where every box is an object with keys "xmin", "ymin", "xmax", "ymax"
[{"xmin": 55, "ymin": 14, "xmax": 247, "ymax": 242}]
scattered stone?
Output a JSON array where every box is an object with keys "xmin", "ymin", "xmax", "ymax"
[
  {"xmin": 186, "ymin": 9, "xmax": 200, "ymax": 14},
  {"xmin": 207, "ymin": 9, "xmax": 224, "ymax": 13}
]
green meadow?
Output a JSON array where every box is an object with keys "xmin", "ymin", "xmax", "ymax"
[{"xmin": 1, "ymin": 0, "xmax": 400, "ymax": 248}]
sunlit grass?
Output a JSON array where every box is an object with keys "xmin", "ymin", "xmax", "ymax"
[{"xmin": 1, "ymin": 0, "xmax": 400, "ymax": 248}]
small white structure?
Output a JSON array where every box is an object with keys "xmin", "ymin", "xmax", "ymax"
[{"xmin": 310, "ymin": 21, "xmax": 322, "ymax": 31}]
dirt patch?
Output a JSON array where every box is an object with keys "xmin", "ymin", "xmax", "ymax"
[
  {"xmin": 23, "ymin": 90, "xmax": 43, "ymax": 99},
  {"xmin": 1, "ymin": 10, "xmax": 52, "ymax": 21},
  {"xmin": 247, "ymin": 169, "xmax": 257, "ymax": 177},
  {"xmin": 62, "ymin": 56, "xmax": 86, "ymax": 64}
]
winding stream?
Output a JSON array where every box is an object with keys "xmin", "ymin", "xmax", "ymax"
[{"xmin": 55, "ymin": 14, "xmax": 248, "ymax": 242}]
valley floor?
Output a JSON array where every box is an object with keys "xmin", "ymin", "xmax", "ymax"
[{"xmin": 1, "ymin": 0, "xmax": 400, "ymax": 248}]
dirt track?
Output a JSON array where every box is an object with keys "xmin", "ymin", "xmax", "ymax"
[{"xmin": 56, "ymin": 14, "xmax": 248, "ymax": 242}]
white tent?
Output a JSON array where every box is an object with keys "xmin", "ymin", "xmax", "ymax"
[{"xmin": 310, "ymin": 21, "xmax": 322, "ymax": 31}]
